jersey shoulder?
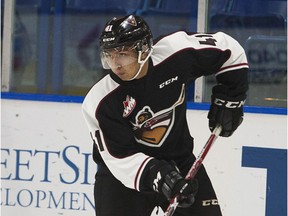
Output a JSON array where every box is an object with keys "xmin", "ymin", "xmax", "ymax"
[
  {"xmin": 152, "ymin": 31, "xmax": 223, "ymax": 66},
  {"xmin": 82, "ymin": 74, "xmax": 119, "ymax": 114},
  {"xmin": 151, "ymin": 31, "xmax": 248, "ymax": 72}
]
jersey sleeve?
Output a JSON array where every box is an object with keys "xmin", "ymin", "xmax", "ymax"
[
  {"xmin": 193, "ymin": 32, "xmax": 249, "ymax": 95},
  {"xmin": 202, "ymin": 31, "xmax": 249, "ymax": 75},
  {"xmin": 153, "ymin": 31, "xmax": 249, "ymax": 96},
  {"xmin": 153, "ymin": 31, "xmax": 248, "ymax": 76},
  {"xmin": 81, "ymin": 78, "xmax": 153, "ymax": 191}
]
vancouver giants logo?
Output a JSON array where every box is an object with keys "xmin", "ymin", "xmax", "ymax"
[{"xmin": 131, "ymin": 84, "xmax": 185, "ymax": 147}]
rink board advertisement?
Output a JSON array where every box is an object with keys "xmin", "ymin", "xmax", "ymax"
[{"xmin": 1, "ymin": 99, "xmax": 287, "ymax": 216}]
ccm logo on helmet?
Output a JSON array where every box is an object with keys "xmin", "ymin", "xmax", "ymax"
[
  {"xmin": 103, "ymin": 37, "xmax": 115, "ymax": 42},
  {"xmin": 214, "ymin": 98, "xmax": 245, "ymax": 108}
]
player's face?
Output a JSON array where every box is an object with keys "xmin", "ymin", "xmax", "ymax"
[{"xmin": 102, "ymin": 46, "xmax": 142, "ymax": 81}]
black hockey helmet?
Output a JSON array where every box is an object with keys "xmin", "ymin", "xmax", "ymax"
[
  {"xmin": 99, "ymin": 15, "xmax": 153, "ymax": 78},
  {"xmin": 99, "ymin": 15, "xmax": 153, "ymax": 52}
]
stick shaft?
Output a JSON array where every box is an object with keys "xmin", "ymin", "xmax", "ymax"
[
  {"xmin": 164, "ymin": 125, "xmax": 222, "ymax": 216},
  {"xmin": 186, "ymin": 125, "xmax": 222, "ymax": 180}
]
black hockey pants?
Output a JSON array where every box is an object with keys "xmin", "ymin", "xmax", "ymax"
[{"xmin": 93, "ymin": 162, "xmax": 222, "ymax": 216}]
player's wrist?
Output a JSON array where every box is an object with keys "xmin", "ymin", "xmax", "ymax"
[{"xmin": 211, "ymin": 84, "xmax": 246, "ymax": 106}]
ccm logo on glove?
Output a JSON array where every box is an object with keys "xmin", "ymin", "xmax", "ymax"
[
  {"xmin": 153, "ymin": 172, "xmax": 162, "ymax": 192},
  {"xmin": 214, "ymin": 98, "xmax": 245, "ymax": 108},
  {"xmin": 208, "ymin": 92, "xmax": 246, "ymax": 137}
]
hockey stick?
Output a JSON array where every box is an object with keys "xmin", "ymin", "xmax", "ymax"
[{"xmin": 164, "ymin": 125, "xmax": 222, "ymax": 216}]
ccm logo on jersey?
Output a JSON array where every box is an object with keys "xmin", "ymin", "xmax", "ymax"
[
  {"xmin": 159, "ymin": 76, "xmax": 178, "ymax": 88},
  {"xmin": 214, "ymin": 98, "xmax": 245, "ymax": 108}
]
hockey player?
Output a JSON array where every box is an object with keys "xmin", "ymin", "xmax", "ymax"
[{"xmin": 82, "ymin": 15, "xmax": 248, "ymax": 216}]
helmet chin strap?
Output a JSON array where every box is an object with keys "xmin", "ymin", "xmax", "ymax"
[{"xmin": 127, "ymin": 48, "xmax": 153, "ymax": 81}]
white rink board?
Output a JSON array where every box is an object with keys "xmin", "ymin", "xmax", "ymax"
[
  {"xmin": 1, "ymin": 99, "xmax": 96, "ymax": 216},
  {"xmin": 187, "ymin": 110, "xmax": 287, "ymax": 216},
  {"xmin": 1, "ymin": 99, "xmax": 287, "ymax": 216}
]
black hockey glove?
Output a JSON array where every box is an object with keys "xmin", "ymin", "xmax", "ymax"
[
  {"xmin": 144, "ymin": 160, "xmax": 198, "ymax": 208},
  {"xmin": 208, "ymin": 85, "xmax": 246, "ymax": 137},
  {"xmin": 161, "ymin": 169, "xmax": 198, "ymax": 208}
]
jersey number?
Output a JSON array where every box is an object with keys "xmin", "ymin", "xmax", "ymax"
[
  {"xmin": 196, "ymin": 34, "xmax": 217, "ymax": 46},
  {"xmin": 91, "ymin": 130, "xmax": 104, "ymax": 151}
]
